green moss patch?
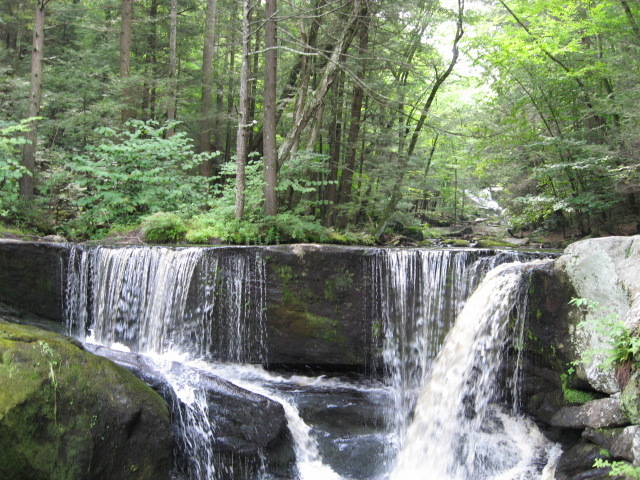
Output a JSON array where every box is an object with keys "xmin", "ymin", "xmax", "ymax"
[{"xmin": 0, "ymin": 320, "xmax": 172, "ymax": 480}]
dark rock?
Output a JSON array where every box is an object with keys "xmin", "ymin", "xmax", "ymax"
[
  {"xmin": 0, "ymin": 240, "xmax": 69, "ymax": 322},
  {"xmin": 263, "ymin": 244, "xmax": 377, "ymax": 370},
  {"xmin": 550, "ymin": 398, "xmax": 628, "ymax": 429},
  {"xmin": 448, "ymin": 226, "xmax": 473, "ymax": 237},
  {"xmin": 555, "ymin": 443, "xmax": 616, "ymax": 480},
  {"xmin": 583, "ymin": 426, "xmax": 640, "ymax": 464},
  {"xmin": 0, "ymin": 320, "xmax": 172, "ymax": 480},
  {"xmin": 85, "ymin": 344, "xmax": 294, "ymax": 457},
  {"xmin": 84, "ymin": 343, "xmax": 295, "ymax": 475}
]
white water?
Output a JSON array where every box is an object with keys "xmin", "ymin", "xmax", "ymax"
[
  {"xmin": 390, "ymin": 261, "xmax": 559, "ymax": 480},
  {"xmin": 66, "ymin": 245, "xmax": 558, "ymax": 480},
  {"xmin": 372, "ymin": 249, "xmax": 545, "ymax": 445}
]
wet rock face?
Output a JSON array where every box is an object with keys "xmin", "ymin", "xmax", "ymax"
[
  {"xmin": 517, "ymin": 236, "xmax": 640, "ymax": 479},
  {"xmin": 84, "ymin": 344, "xmax": 296, "ymax": 478},
  {"xmin": 0, "ymin": 320, "xmax": 173, "ymax": 480},
  {"xmin": 263, "ymin": 244, "xmax": 378, "ymax": 370},
  {"xmin": 0, "ymin": 240, "xmax": 69, "ymax": 322}
]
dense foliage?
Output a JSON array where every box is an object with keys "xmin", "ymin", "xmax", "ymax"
[{"xmin": 0, "ymin": 0, "xmax": 638, "ymax": 243}]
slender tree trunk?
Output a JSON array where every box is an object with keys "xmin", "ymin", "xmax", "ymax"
[
  {"xmin": 146, "ymin": 0, "xmax": 158, "ymax": 120},
  {"xmin": 619, "ymin": 0, "xmax": 640, "ymax": 45},
  {"xmin": 263, "ymin": 0, "xmax": 278, "ymax": 216},
  {"xmin": 235, "ymin": 0, "xmax": 253, "ymax": 219},
  {"xmin": 323, "ymin": 73, "xmax": 345, "ymax": 226},
  {"xmin": 20, "ymin": 0, "xmax": 49, "ymax": 201},
  {"xmin": 199, "ymin": 0, "xmax": 218, "ymax": 175},
  {"xmin": 166, "ymin": 0, "xmax": 178, "ymax": 135},
  {"xmin": 119, "ymin": 0, "xmax": 134, "ymax": 122},
  {"xmin": 336, "ymin": 12, "xmax": 370, "ymax": 227},
  {"xmin": 277, "ymin": 0, "xmax": 369, "ymax": 165},
  {"xmin": 224, "ymin": 1, "xmax": 238, "ymax": 163}
]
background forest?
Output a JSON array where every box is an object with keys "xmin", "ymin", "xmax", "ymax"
[{"xmin": 0, "ymin": 0, "xmax": 639, "ymax": 244}]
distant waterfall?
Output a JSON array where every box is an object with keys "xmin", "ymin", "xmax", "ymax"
[
  {"xmin": 390, "ymin": 261, "xmax": 560, "ymax": 480},
  {"xmin": 66, "ymin": 245, "xmax": 267, "ymax": 363}
]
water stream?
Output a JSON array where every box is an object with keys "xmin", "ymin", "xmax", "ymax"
[{"xmin": 65, "ymin": 245, "xmax": 558, "ymax": 480}]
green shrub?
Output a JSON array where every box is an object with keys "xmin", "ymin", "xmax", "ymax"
[
  {"xmin": 0, "ymin": 120, "xmax": 32, "ymax": 216},
  {"xmin": 142, "ymin": 212, "xmax": 187, "ymax": 244},
  {"xmin": 570, "ymin": 297, "xmax": 640, "ymax": 370},
  {"xmin": 64, "ymin": 120, "xmax": 216, "ymax": 237}
]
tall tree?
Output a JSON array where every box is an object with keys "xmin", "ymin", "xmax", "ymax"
[
  {"xmin": 119, "ymin": 0, "xmax": 134, "ymax": 122},
  {"xmin": 235, "ymin": 0, "xmax": 253, "ymax": 219},
  {"xmin": 166, "ymin": 0, "xmax": 178, "ymax": 135},
  {"xmin": 20, "ymin": 0, "xmax": 50, "ymax": 201},
  {"xmin": 199, "ymin": 0, "xmax": 218, "ymax": 175},
  {"xmin": 375, "ymin": 0, "xmax": 465, "ymax": 236},
  {"xmin": 335, "ymin": 9, "xmax": 370, "ymax": 227},
  {"xmin": 263, "ymin": 0, "xmax": 278, "ymax": 216}
]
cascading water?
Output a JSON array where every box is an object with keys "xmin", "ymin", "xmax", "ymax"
[
  {"xmin": 64, "ymin": 244, "xmax": 558, "ymax": 480},
  {"xmin": 67, "ymin": 245, "xmax": 272, "ymax": 479},
  {"xmin": 67, "ymin": 245, "xmax": 266, "ymax": 362},
  {"xmin": 371, "ymin": 249, "xmax": 548, "ymax": 449},
  {"xmin": 390, "ymin": 261, "xmax": 560, "ymax": 480}
]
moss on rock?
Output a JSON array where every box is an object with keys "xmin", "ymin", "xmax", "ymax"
[
  {"xmin": 0, "ymin": 320, "xmax": 172, "ymax": 480},
  {"xmin": 621, "ymin": 371, "xmax": 640, "ymax": 424}
]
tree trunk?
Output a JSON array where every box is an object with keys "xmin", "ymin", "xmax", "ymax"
[
  {"xmin": 235, "ymin": 0, "xmax": 253, "ymax": 219},
  {"xmin": 20, "ymin": 0, "xmax": 49, "ymax": 201},
  {"xmin": 277, "ymin": 0, "xmax": 369, "ymax": 165},
  {"xmin": 119, "ymin": 0, "xmax": 134, "ymax": 122},
  {"xmin": 199, "ymin": 0, "xmax": 218, "ymax": 176},
  {"xmin": 322, "ymin": 73, "xmax": 344, "ymax": 226},
  {"xmin": 166, "ymin": 0, "xmax": 178, "ymax": 135},
  {"xmin": 336, "ymin": 12, "xmax": 370, "ymax": 228},
  {"xmin": 263, "ymin": 0, "xmax": 278, "ymax": 216}
]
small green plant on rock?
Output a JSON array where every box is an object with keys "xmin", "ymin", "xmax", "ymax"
[
  {"xmin": 570, "ymin": 297, "xmax": 640, "ymax": 382},
  {"xmin": 37, "ymin": 340, "xmax": 60, "ymax": 425},
  {"xmin": 593, "ymin": 459, "xmax": 640, "ymax": 479}
]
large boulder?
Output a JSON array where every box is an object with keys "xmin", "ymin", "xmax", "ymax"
[
  {"xmin": 555, "ymin": 235, "xmax": 640, "ymax": 394},
  {"xmin": 0, "ymin": 320, "xmax": 172, "ymax": 480},
  {"xmin": 550, "ymin": 397, "xmax": 628, "ymax": 429},
  {"xmin": 84, "ymin": 344, "xmax": 295, "ymax": 478}
]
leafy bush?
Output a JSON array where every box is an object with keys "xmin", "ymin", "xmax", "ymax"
[
  {"xmin": 65, "ymin": 120, "xmax": 216, "ymax": 236},
  {"xmin": 186, "ymin": 211, "xmax": 331, "ymax": 245},
  {"xmin": 142, "ymin": 212, "xmax": 187, "ymax": 244},
  {"xmin": 0, "ymin": 120, "xmax": 32, "ymax": 216},
  {"xmin": 593, "ymin": 459, "xmax": 640, "ymax": 479}
]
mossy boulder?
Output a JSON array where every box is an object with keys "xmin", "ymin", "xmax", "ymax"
[
  {"xmin": 621, "ymin": 371, "xmax": 640, "ymax": 424},
  {"xmin": 556, "ymin": 235, "xmax": 640, "ymax": 394},
  {"xmin": 0, "ymin": 320, "xmax": 172, "ymax": 480}
]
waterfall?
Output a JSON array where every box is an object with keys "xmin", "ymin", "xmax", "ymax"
[
  {"xmin": 66, "ymin": 245, "xmax": 267, "ymax": 363},
  {"xmin": 66, "ymin": 245, "xmax": 271, "ymax": 480},
  {"xmin": 64, "ymin": 244, "xmax": 558, "ymax": 480},
  {"xmin": 371, "ymin": 248, "xmax": 548, "ymax": 444},
  {"xmin": 390, "ymin": 260, "xmax": 560, "ymax": 480}
]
